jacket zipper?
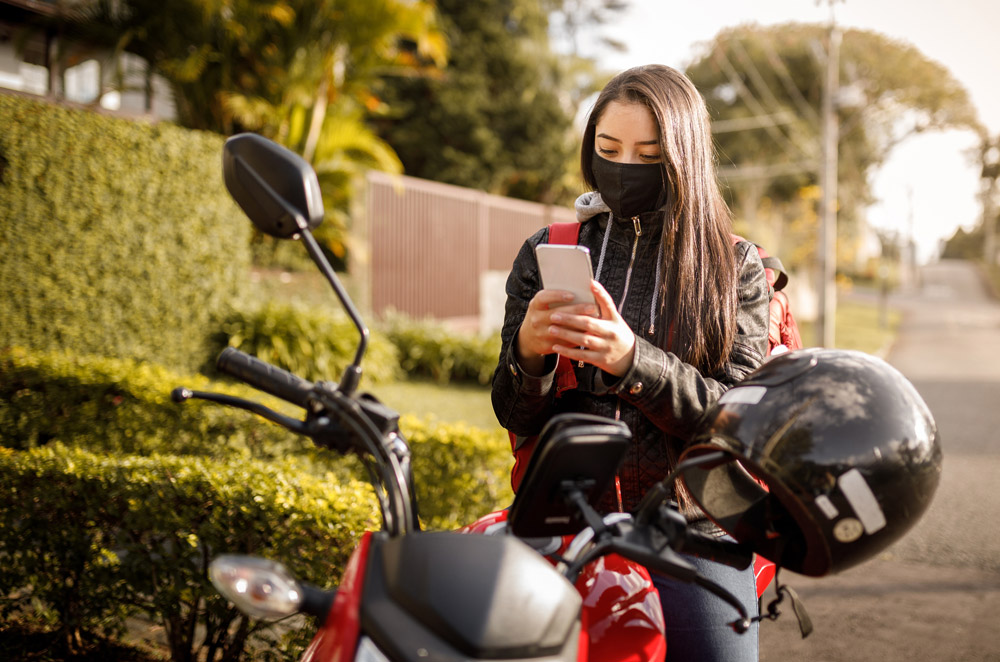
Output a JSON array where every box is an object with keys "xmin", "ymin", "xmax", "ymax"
[
  {"xmin": 617, "ymin": 216, "xmax": 643, "ymax": 314},
  {"xmin": 613, "ymin": 216, "xmax": 642, "ymax": 513}
]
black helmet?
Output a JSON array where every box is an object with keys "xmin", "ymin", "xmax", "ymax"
[{"xmin": 678, "ymin": 348, "xmax": 942, "ymax": 577}]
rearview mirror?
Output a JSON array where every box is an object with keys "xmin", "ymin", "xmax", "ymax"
[
  {"xmin": 222, "ymin": 133, "xmax": 324, "ymax": 238},
  {"xmin": 221, "ymin": 132, "xmax": 367, "ymax": 395}
]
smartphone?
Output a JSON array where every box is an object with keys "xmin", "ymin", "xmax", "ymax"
[{"xmin": 534, "ymin": 243, "xmax": 596, "ymax": 307}]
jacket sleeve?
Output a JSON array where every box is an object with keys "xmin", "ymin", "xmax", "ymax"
[
  {"xmin": 609, "ymin": 241, "xmax": 770, "ymax": 440},
  {"xmin": 490, "ymin": 230, "xmax": 560, "ymax": 436}
]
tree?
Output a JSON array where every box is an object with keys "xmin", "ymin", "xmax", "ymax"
[
  {"xmin": 372, "ymin": 0, "xmax": 585, "ymax": 204},
  {"xmin": 685, "ymin": 23, "xmax": 980, "ymax": 272},
  {"xmin": 68, "ymin": 0, "xmax": 446, "ymax": 265},
  {"xmin": 547, "ymin": 0, "xmax": 628, "ymax": 57}
]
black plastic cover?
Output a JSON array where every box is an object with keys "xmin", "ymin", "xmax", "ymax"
[
  {"xmin": 361, "ymin": 532, "xmax": 581, "ymax": 661},
  {"xmin": 508, "ymin": 414, "xmax": 630, "ymax": 537}
]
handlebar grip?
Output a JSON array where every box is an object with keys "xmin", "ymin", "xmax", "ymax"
[
  {"xmin": 678, "ymin": 529, "xmax": 754, "ymax": 570},
  {"xmin": 216, "ymin": 347, "xmax": 315, "ymax": 409}
]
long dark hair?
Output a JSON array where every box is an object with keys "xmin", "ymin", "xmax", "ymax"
[{"xmin": 581, "ymin": 65, "xmax": 738, "ymax": 374}]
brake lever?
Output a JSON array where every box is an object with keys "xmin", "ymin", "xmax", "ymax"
[
  {"xmin": 172, "ymin": 387, "xmax": 308, "ymax": 434},
  {"xmin": 615, "ymin": 519, "xmax": 700, "ymax": 582},
  {"xmin": 618, "ymin": 515, "xmax": 753, "ymax": 634}
]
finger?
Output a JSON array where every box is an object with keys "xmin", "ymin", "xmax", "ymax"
[
  {"xmin": 549, "ymin": 324, "xmax": 593, "ymax": 350},
  {"xmin": 532, "ymin": 289, "xmax": 577, "ymax": 310},
  {"xmin": 552, "ymin": 343, "xmax": 589, "ymax": 362},
  {"xmin": 549, "ymin": 303, "xmax": 600, "ymax": 324},
  {"xmin": 591, "ymin": 281, "xmax": 620, "ymax": 321}
]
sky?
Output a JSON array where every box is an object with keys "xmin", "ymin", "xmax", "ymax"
[{"xmin": 583, "ymin": 0, "xmax": 998, "ymax": 263}]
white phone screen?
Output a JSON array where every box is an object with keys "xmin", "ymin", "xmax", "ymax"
[{"xmin": 534, "ymin": 243, "xmax": 596, "ymax": 306}]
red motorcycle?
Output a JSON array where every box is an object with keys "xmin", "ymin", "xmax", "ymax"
[{"xmin": 176, "ymin": 133, "xmax": 942, "ymax": 662}]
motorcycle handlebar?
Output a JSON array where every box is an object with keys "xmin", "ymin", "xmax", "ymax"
[{"xmin": 216, "ymin": 348, "xmax": 315, "ymax": 409}]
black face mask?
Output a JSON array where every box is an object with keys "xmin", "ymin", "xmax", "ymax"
[{"xmin": 591, "ymin": 153, "xmax": 666, "ymax": 219}]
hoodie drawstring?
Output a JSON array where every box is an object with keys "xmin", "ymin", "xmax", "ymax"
[
  {"xmin": 594, "ymin": 212, "xmax": 614, "ymax": 283},
  {"xmin": 594, "ymin": 212, "xmax": 661, "ymax": 336},
  {"xmin": 649, "ymin": 241, "xmax": 663, "ymax": 336}
]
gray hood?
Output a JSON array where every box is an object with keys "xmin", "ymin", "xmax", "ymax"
[{"xmin": 574, "ymin": 191, "xmax": 610, "ymax": 223}]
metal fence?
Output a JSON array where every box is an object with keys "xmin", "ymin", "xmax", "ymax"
[{"xmin": 356, "ymin": 170, "xmax": 576, "ymax": 332}]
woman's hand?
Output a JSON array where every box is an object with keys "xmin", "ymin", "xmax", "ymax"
[
  {"xmin": 517, "ymin": 281, "xmax": 636, "ymax": 377},
  {"xmin": 515, "ymin": 289, "xmax": 589, "ymax": 376},
  {"xmin": 551, "ymin": 281, "xmax": 636, "ymax": 377}
]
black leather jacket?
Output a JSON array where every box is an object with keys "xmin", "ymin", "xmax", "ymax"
[{"xmin": 491, "ymin": 206, "xmax": 770, "ymax": 515}]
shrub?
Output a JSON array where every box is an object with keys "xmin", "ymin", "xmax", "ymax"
[
  {"xmin": 0, "ymin": 445, "xmax": 379, "ymax": 661},
  {"xmin": 0, "ymin": 93, "xmax": 250, "ymax": 373},
  {"xmin": 0, "ymin": 346, "xmax": 310, "ymax": 459},
  {"xmin": 0, "ymin": 419, "xmax": 514, "ymax": 659},
  {"xmin": 380, "ymin": 313, "xmax": 502, "ymax": 385},
  {"xmin": 0, "ymin": 348, "xmax": 513, "ymax": 531},
  {"xmin": 403, "ymin": 415, "xmax": 514, "ymax": 530},
  {"xmin": 0, "ymin": 342, "xmax": 518, "ymax": 660},
  {"xmin": 213, "ymin": 301, "xmax": 403, "ymax": 385}
]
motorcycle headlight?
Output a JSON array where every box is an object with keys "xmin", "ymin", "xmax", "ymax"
[{"xmin": 209, "ymin": 555, "xmax": 304, "ymax": 620}]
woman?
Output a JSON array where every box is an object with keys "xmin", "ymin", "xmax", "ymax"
[{"xmin": 491, "ymin": 65, "xmax": 771, "ymax": 661}]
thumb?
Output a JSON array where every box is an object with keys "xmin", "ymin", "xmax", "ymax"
[{"xmin": 591, "ymin": 280, "xmax": 620, "ymax": 321}]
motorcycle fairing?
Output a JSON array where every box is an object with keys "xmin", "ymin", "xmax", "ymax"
[
  {"xmin": 575, "ymin": 554, "xmax": 665, "ymax": 662},
  {"xmin": 302, "ymin": 532, "xmax": 373, "ymax": 662},
  {"xmin": 360, "ymin": 531, "xmax": 583, "ymax": 662},
  {"xmin": 462, "ymin": 510, "xmax": 668, "ymax": 662}
]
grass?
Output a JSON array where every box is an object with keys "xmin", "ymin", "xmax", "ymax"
[
  {"xmin": 363, "ymin": 297, "xmax": 902, "ymax": 425},
  {"xmin": 244, "ymin": 269, "xmax": 902, "ymax": 425},
  {"xmin": 367, "ymin": 378, "xmax": 500, "ymax": 431},
  {"xmin": 977, "ymin": 261, "xmax": 1000, "ymax": 300},
  {"xmin": 799, "ymin": 297, "xmax": 902, "ymax": 357}
]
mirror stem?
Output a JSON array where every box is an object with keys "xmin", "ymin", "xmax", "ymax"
[{"xmin": 299, "ymin": 228, "xmax": 368, "ymax": 395}]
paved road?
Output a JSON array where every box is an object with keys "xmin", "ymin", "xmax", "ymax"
[{"xmin": 760, "ymin": 260, "xmax": 1000, "ymax": 661}]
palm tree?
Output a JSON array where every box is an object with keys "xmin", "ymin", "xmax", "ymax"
[{"xmin": 72, "ymin": 0, "xmax": 446, "ymax": 261}]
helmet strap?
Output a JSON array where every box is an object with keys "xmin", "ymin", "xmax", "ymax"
[{"xmin": 753, "ymin": 568, "xmax": 814, "ymax": 639}]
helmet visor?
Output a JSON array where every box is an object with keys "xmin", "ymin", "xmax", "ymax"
[{"xmin": 679, "ymin": 446, "xmax": 826, "ymax": 575}]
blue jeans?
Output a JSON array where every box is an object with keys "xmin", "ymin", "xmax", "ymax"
[{"xmin": 651, "ymin": 551, "xmax": 759, "ymax": 662}]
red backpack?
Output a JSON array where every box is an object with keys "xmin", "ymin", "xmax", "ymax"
[
  {"xmin": 731, "ymin": 234, "xmax": 803, "ymax": 355},
  {"xmin": 508, "ymin": 223, "xmax": 802, "ymax": 493}
]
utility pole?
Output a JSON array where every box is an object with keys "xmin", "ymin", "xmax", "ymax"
[
  {"xmin": 817, "ymin": 4, "xmax": 841, "ymax": 348},
  {"xmin": 982, "ymin": 137, "xmax": 999, "ymax": 267}
]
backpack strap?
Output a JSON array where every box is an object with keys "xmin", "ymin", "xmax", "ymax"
[
  {"xmin": 731, "ymin": 234, "xmax": 788, "ymax": 292},
  {"xmin": 760, "ymin": 255, "xmax": 788, "ymax": 292},
  {"xmin": 548, "ymin": 221, "xmax": 581, "ymax": 245},
  {"xmin": 730, "ymin": 234, "xmax": 802, "ymax": 355}
]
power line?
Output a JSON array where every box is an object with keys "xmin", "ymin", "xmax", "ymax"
[
  {"xmin": 718, "ymin": 160, "xmax": 817, "ymax": 181},
  {"xmin": 712, "ymin": 110, "xmax": 798, "ymax": 134},
  {"xmin": 759, "ymin": 34, "xmax": 822, "ymax": 127},
  {"xmin": 730, "ymin": 37, "xmax": 819, "ymax": 160},
  {"xmin": 713, "ymin": 45, "xmax": 816, "ymax": 162}
]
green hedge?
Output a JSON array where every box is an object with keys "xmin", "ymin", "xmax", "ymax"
[
  {"xmin": 0, "ymin": 346, "xmax": 514, "ymax": 526},
  {"xmin": 401, "ymin": 415, "xmax": 513, "ymax": 531},
  {"xmin": 0, "ymin": 346, "xmax": 310, "ymax": 460},
  {"xmin": 381, "ymin": 313, "xmax": 502, "ymax": 385},
  {"xmin": 0, "ymin": 93, "xmax": 250, "ymax": 374},
  {"xmin": 213, "ymin": 301, "xmax": 403, "ymax": 385},
  {"xmin": 0, "ymin": 444, "xmax": 378, "ymax": 661},
  {"xmin": 0, "ymin": 346, "xmax": 515, "ymax": 658},
  {"xmin": 0, "ymin": 440, "xmax": 512, "ymax": 660}
]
